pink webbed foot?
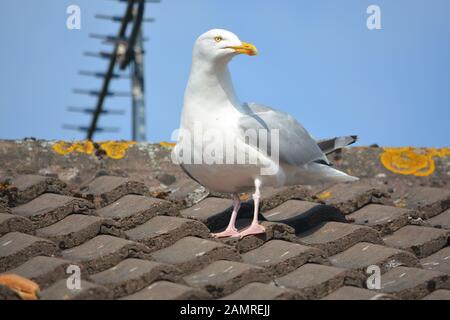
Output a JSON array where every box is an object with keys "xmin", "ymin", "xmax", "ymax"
[
  {"xmin": 211, "ymin": 227, "xmax": 240, "ymax": 238},
  {"xmin": 238, "ymin": 223, "xmax": 266, "ymax": 238}
]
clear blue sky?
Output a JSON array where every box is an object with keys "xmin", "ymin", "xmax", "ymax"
[{"xmin": 0, "ymin": 0, "xmax": 449, "ymax": 147}]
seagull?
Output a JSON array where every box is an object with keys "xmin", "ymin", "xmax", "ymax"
[{"xmin": 174, "ymin": 29, "xmax": 358, "ymax": 239}]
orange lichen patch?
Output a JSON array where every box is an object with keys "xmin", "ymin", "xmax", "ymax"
[
  {"xmin": 99, "ymin": 141, "xmax": 136, "ymax": 160},
  {"xmin": 239, "ymin": 193, "xmax": 251, "ymax": 201},
  {"xmin": 317, "ymin": 191, "xmax": 332, "ymax": 201},
  {"xmin": 52, "ymin": 141, "xmax": 94, "ymax": 156},
  {"xmin": 52, "ymin": 141, "xmax": 135, "ymax": 160},
  {"xmin": 0, "ymin": 274, "xmax": 40, "ymax": 300},
  {"xmin": 380, "ymin": 147, "xmax": 450, "ymax": 177},
  {"xmin": 150, "ymin": 190, "xmax": 170, "ymax": 199},
  {"xmin": 160, "ymin": 141, "xmax": 176, "ymax": 148}
]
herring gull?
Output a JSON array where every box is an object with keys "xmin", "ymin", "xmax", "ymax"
[{"xmin": 173, "ymin": 29, "xmax": 358, "ymax": 238}]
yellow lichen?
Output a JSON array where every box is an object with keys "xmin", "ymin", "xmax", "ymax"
[
  {"xmin": 239, "ymin": 193, "xmax": 251, "ymax": 201},
  {"xmin": 99, "ymin": 141, "xmax": 136, "ymax": 160},
  {"xmin": 52, "ymin": 140, "xmax": 134, "ymax": 159},
  {"xmin": 52, "ymin": 141, "xmax": 94, "ymax": 156},
  {"xmin": 159, "ymin": 141, "xmax": 176, "ymax": 148},
  {"xmin": 317, "ymin": 191, "xmax": 332, "ymax": 201},
  {"xmin": 380, "ymin": 147, "xmax": 449, "ymax": 177},
  {"xmin": 71, "ymin": 141, "xmax": 94, "ymax": 155}
]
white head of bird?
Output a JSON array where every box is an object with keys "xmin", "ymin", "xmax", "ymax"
[{"xmin": 192, "ymin": 29, "xmax": 258, "ymax": 65}]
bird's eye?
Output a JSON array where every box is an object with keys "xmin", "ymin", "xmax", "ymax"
[{"xmin": 214, "ymin": 36, "xmax": 223, "ymax": 43}]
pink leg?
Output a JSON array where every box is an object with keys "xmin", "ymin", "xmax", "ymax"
[
  {"xmin": 239, "ymin": 179, "xmax": 266, "ymax": 238},
  {"xmin": 211, "ymin": 194, "xmax": 241, "ymax": 238}
]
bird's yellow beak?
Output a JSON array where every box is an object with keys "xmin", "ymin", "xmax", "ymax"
[{"xmin": 228, "ymin": 41, "xmax": 258, "ymax": 56}]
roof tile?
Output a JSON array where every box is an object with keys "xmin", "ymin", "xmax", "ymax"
[
  {"xmin": 380, "ymin": 266, "xmax": 449, "ymax": 299},
  {"xmin": 0, "ymin": 213, "xmax": 33, "ymax": 236},
  {"xmin": 274, "ymin": 263, "xmax": 365, "ymax": 299},
  {"xmin": 427, "ymin": 209, "xmax": 450, "ymax": 230},
  {"xmin": 125, "ymin": 216, "xmax": 210, "ymax": 252},
  {"xmin": 221, "ymin": 282, "xmax": 305, "ymax": 300},
  {"xmin": 40, "ymin": 279, "xmax": 112, "ymax": 300},
  {"xmin": 76, "ymin": 176, "xmax": 149, "ymax": 208},
  {"xmin": 322, "ymin": 286, "xmax": 397, "ymax": 300},
  {"xmin": 261, "ymin": 200, "xmax": 346, "ymax": 233},
  {"xmin": 296, "ymin": 221, "xmax": 383, "ymax": 256},
  {"xmin": 7, "ymin": 256, "xmax": 85, "ymax": 289},
  {"xmin": 180, "ymin": 197, "xmax": 233, "ymax": 230},
  {"xmin": 421, "ymin": 247, "xmax": 450, "ymax": 274},
  {"xmin": 95, "ymin": 194, "xmax": 177, "ymax": 230},
  {"xmin": 316, "ymin": 182, "xmax": 389, "ymax": 214},
  {"xmin": 258, "ymin": 185, "xmax": 312, "ymax": 212},
  {"xmin": 0, "ymin": 232, "xmax": 59, "ymax": 272},
  {"xmin": 11, "ymin": 194, "xmax": 93, "ymax": 228},
  {"xmin": 120, "ymin": 280, "xmax": 211, "ymax": 300},
  {"xmin": 347, "ymin": 204, "xmax": 413, "ymax": 236},
  {"xmin": 151, "ymin": 236, "xmax": 241, "ymax": 274},
  {"xmin": 220, "ymin": 220, "xmax": 295, "ymax": 254},
  {"xmin": 90, "ymin": 258, "xmax": 181, "ymax": 298},
  {"xmin": 11, "ymin": 175, "xmax": 68, "ymax": 205},
  {"xmin": 402, "ymin": 187, "xmax": 450, "ymax": 219},
  {"xmin": 61, "ymin": 235, "xmax": 151, "ymax": 274},
  {"xmin": 383, "ymin": 225, "xmax": 450, "ymax": 259},
  {"xmin": 36, "ymin": 214, "xmax": 105, "ymax": 249},
  {"xmin": 241, "ymin": 240, "xmax": 328, "ymax": 277},
  {"xmin": 184, "ymin": 260, "xmax": 271, "ymax": 298},
  {"xmin": 330, "ymin": 242, "xmax": 420, "ymax": 273}
]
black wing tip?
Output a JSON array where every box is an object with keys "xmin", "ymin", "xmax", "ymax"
[{"xmin": 349, "ymin": 135, "xmax": 358, "ymax": 144}]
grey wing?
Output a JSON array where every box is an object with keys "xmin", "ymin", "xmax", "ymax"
[{"xmin": 238, "ymin": 102, "xmax": 329, "ymax": 167}]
